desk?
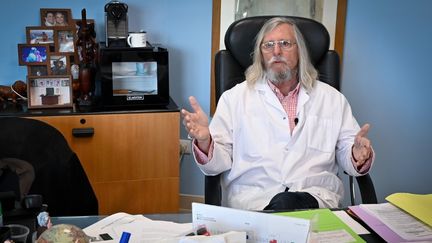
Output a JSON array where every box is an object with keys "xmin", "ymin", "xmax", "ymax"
[
  {"xmin": 0, "ymin": 98, "xmax": 180, "ymax": 215},
  {"xmin": 51, "ymin": 213, "xmax": 192, "ymax": 229},
  {"xmin": 51, "ymin": 212, "xmax": 384, "ymax": 243}
]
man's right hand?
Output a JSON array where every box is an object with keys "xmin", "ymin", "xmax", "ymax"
[{"xmin": 181, "ymin": 96, "xmax": 211, "ymax": 153}]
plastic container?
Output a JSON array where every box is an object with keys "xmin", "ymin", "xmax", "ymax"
[{"xmin": 4, "ymin": 224, "xmax": 29, "ymax": 243}]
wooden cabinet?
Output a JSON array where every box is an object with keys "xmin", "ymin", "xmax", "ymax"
[{"xmin": 31, "ymin": 110, "xmax": 180, "ymax": 215}]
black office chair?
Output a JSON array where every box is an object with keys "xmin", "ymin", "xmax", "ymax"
[
  {"xmin": 0, "ymin": 117, "xmax": 98, "ymax": 216},
  {"xmin": 206, "ymin": 16, "xmax": 377, "ymax": 207}
]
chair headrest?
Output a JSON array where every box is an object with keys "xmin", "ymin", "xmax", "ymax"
[{"xmin": 224, "ymin": 16, "xmax": 330, "ymax": 69}]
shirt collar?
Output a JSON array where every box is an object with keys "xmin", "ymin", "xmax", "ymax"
[{"xmin": 267, "ymin": 80, "xmax": 300, "ymax": 100}]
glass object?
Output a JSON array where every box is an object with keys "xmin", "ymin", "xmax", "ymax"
[
  {"xmin": 5, "ymin": 224, "xmax": 29, "ymax": 243},
  {"xmin": 261, "ymin": 40, "xmax": 297, "ymax": 52}
]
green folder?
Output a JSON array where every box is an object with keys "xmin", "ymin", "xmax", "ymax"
[{"xmin": 275, "ymin": 208, "xmax": 365, "ymax": 243}]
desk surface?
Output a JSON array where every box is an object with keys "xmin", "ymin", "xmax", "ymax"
[
  {"xmin": 51, "ymin": 212, "xmax": 384, "ymax": 243},
  {"xmin": 0, "ymin": 97, "xmax": 179, "ymax": 117},
  {"xmin": 51, "ymin": 213, "xmax": 192, "ymax": 229}
]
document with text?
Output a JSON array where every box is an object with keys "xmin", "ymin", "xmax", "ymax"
[
  {"xmin": 359, "ymin": 203, "xmax": 432, "ymax": 241},
  {"xmin": 192, "ymin": 203, "xmax": 310, "ymax": 243}
]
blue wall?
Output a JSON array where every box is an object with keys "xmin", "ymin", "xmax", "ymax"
[
  {"xmin": 341, "ymin": 0, "xmax": 432, "ymax": 204},
  {"xmin": 1, "ymin": 0, "xmax": 431, "ymax": 206},
  {"xmin": 0, "ymin": 0, "xmax": 210, "ymax": 196}
]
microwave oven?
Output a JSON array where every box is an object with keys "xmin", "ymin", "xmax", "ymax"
[{"xmin": 98, "ymin": 45, "xmax": 169, "ymax": 108}]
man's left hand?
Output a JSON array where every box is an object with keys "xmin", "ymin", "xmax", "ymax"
[{"xmin": 352, "ymin": 124, "xmax": 372, "ymax": 167}]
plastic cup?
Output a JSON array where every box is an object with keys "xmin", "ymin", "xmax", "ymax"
[{"xmin": 5, "ymin": 224, "xmax": 29, "ymax": 243}]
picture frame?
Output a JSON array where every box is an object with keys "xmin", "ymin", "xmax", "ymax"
[
  {"xmin": 17, "ymin": 44, "xmax": 49, "ymax": 66},
  {"xmin": 28, "ymin": 65, "xmax": 49, "ymax": 76},
  {"xmin": 54, "ymin": 27, "xmax": 76, "ymax": 53},
  {"xmin": 26, "ymin": 26, "xmax": 54, "ymax": 45},
  {"xmin": 27, "ymin": 75, "xmax": 73, "ymax": 109},
  {"xmin": 40, "ymin": 8, "xmax": 73, "ymax": 27},
  {"xmin": 48, "ymin": 53, "xmax": 71, "ymax": 75}
]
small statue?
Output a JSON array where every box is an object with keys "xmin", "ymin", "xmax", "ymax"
[
  {"xmin": 36, "ymin": 211, "xmax": 53, "ymax": 238},
  {"xmin": 75, "ymin": 10, "xmax": 98, "ymax": 65},
  {"xmin": 0, "ymin": 80, "xmax": 27, "ymax": 103},
  {"xmin": 75, "ymin": 8, "xmax": 98, "ymax": 105}
]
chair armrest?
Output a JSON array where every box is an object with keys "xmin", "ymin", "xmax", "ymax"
[
  {"xmin": 356, "ymin": 174, "xmax": 377, "ymax": 204},
  {"xmin": 204, "ymin": 174, "xmax": 222, "ymax": 206},
  {"xmin": 346, "ymin": 172, "xmax": 378, "ymax": 205}
]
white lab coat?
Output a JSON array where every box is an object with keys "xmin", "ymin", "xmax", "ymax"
[{"xmin": 194, "ymin": 80, "xmax": 373, "ymax": 210}]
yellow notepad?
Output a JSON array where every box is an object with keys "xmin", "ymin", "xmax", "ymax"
[{"xmin": 386, "ymin": 193, "xmax": 432, "ymax": 227}]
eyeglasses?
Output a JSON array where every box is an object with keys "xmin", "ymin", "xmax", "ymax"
[{"xmin": 261, "ymin": 40, "xmax": 297, "ymax": 52}]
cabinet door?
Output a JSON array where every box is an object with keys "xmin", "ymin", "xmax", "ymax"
[{"xmin": 32, "ymin": 112, "xmax": 180, "ymax": 214}]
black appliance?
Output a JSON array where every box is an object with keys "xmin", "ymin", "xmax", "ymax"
[
  {"xmin": 105, "ymin": 0, "xmax": 128, "ymax": 47},
  {"xmin": 98, "ymin": 44, "xmax": 170, "ymax": 108}
]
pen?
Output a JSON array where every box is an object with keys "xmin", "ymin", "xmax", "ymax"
[{"xmin": 119, "ymin": 232, "xmax": 131, "ymax": 243}]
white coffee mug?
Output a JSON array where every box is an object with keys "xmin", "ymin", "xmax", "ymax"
[{"xmin": 127, "ymin": 31, "xmax": 147, "ymax": 48}]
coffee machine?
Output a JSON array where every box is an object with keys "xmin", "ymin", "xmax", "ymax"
[{"xmin": 105, "ymin": 0, "xmax": 128, "ymax": 47}]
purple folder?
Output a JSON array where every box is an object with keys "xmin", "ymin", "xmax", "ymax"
[{"xmin": 349, "ymin": 205, "xmax": 430, "ymax": 243}]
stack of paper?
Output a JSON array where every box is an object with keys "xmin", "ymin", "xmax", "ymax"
[
  {"xmin": 277, "ymin": 208, "xmax": 366, "ymax": 243},
  {"xmin": 349, "ymin": 193, "xmax": 432, "ymax": 243},
  {"xmin": 84, "ymin": 212, "xmax": 193, "ymax": 243},
  {"xmin": 386, "ymin": 193, "xmax": 432, "ymax": 227},
  {"xmin": 83, "ymin": 212, "xmax": 247, "ymax": 243},
  {"xmin": 192, "ymin": 203, "xmax": 311, "ymax": 243},
  {"xmin": 192, "ymin": 203, "xmax": 369, "ymax": 243}
]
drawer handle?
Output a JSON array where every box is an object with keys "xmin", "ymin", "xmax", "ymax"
[{"xmin": 72, "ymin": 128, "xmax": 94, "ymax": 137}]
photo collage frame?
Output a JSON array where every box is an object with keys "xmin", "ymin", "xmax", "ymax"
[{"xmin": 17, "ymin": 8, "xmax": 95, "ymax": 108}]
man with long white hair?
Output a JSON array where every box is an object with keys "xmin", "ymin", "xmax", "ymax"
[{"xmin": 182, "ymin": 17, "xmax": 374, "ymax": 210}]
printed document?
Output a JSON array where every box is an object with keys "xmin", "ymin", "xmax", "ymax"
[
  {"xmin": 192, "ymin": 203, "xmax": 310, "ymax": 243},
  {"xmin": 386, "ymin": 192, "xmax": 432, "ymax": 227},
  {"xmin": 359, "ymin": 203, "xmax": 432, "ymax": 241}
]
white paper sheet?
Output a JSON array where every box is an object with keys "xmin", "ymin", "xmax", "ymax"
[
  {"xmin": 83, "ymin": 212, "xmax": 193, "ymax": 243},
  {"xmin": 332, "ymin": 210, "xmax": 369, "ymax": 235},
  {"xmin": 192, "ymin": 203, "xmax": 310, "ymax": 243}
]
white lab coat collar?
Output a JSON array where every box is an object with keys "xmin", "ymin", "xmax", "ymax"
[
  {"xmin": 254, "ymin": 81, "xmax": 285, "ymax": 114},
  {"xmin": 254, "ymin": 81, "xmax": 312, "ymax": 119}
]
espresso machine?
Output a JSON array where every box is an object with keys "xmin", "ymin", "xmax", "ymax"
[{"xmin": 105, "ymin": 0, "xmax": 128, "ymax": 47}]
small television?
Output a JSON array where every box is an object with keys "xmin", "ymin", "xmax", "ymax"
[{"xmin": 98, "ymin": 45, "xmax": 169, "ymax": 108}]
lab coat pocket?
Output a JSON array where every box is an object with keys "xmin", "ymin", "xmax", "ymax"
[
  {"xmin": 306, "ymin": 115, "xmax": 335, "ymax": 152},
  {"xmin": 238, "ymin": 117, "xmax": 269, "ymax": 158}
]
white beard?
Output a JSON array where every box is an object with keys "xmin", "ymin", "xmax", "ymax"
[
  {"xmin": 265, "ymin": 56, "xmax": 293, "ymax": 85},
  {"xmin": 266, "ymin": 68, "xmax": 293, "ymax": 85}
]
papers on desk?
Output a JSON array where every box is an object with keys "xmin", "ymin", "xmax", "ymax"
[
  {"xmin": 83, "ymin": 212, "xmax": 246, "ymax": 243},
  {"xmin": 349, "ymin": 203, "xmax": 432, "ymax": 242},
  {"xmin": 276, "ymin": 208, "xmax": 366, "ymax": 243},
  {"xmin": 332, "ymin": 210, "xmax": 369, "ymax": 235},
  {"xmin": 83, "ymin": 212, "xmax": 193, "ymax": 242},
  {"xmin": 83, "ymin": 206, "xmax": 372, "ymax": 243},
  {"xmin": 192, "ymin": 203, "xmax": 310, "ymax": 243},
  {"xmin": 386, "ymin": 193, "xmax": 432, "ymax": 227}
]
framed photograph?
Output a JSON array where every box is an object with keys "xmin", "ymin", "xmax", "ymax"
[
  {"xmin": 54, "ymin": 28, "xmax": 76, "ymax": 53},
  {"xmin": 26, "ymin": 27, "xmax": 54, "ymax": 45},
  {"xmin": 27, "ymin": 75, "xmax": 73, "ymax": 109},
  {"xmin": 17, "ymin": 44, "xmax": 49, "ymax": 66},
  {"xmin": 48, "ymin": 53, "xmax": 71, "ymax": 75},
  {"xmin": 40, "ymin": 8, "xmax": 72, "ymax": 27},
  {"xmin": 28, "ymin": 65, "xmax": 49, "ymax": 76}
]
